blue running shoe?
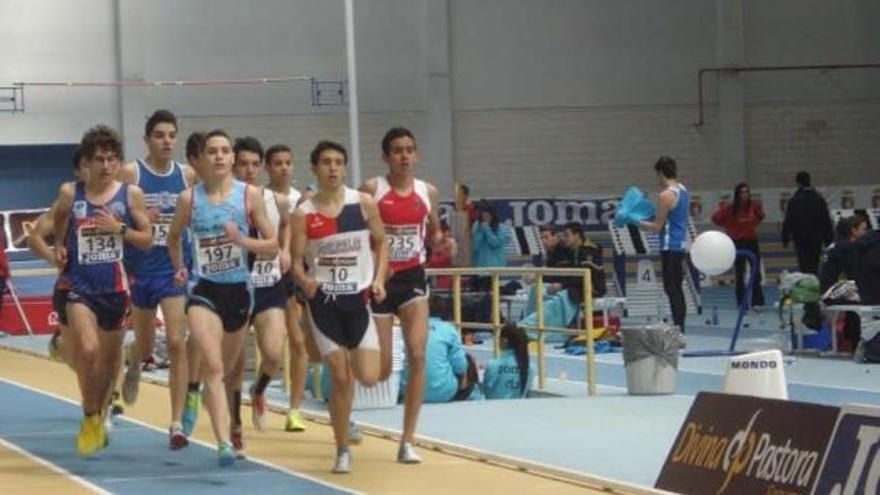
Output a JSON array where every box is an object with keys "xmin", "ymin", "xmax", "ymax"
[
  {"xmin": 218, "ymin": 442, "xmax": 236, "ymax": 467},
  {"xmin": 182, "ymin": 391, "xmax": 200, "ymax": 436}
]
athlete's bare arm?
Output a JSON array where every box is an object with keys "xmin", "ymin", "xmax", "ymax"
[
  {"xmin": 168, "ymin": 189, "xmax": 193, "ymax": 286},
  {"xmin": 358, "ymin": 177, "xmax": 378, "ymax": 196},
  {"xmin": 182, "ymin": 164, "xmax": 199, "ymax": 186},
  {"xmin": 228, "ymin": 184, "xmax": 278, "ymax": 258},
  {"xmin": 27, "ymin": 212, "xmax": 55, "ymax": 265},
  {"xmin": 27, "ymin": 194, "xmax": 67, "ymax": 266},
  {"xmin": 276, "ymin": 194, "xmax": 292, "ymax": 273},
  {"xmin": 361, "ymin": 192, "xmax": 388, "ymax": 302},
  {"xmin": 118, "ymin": 162, "xmax": 138, "ymax": 184},
  {"xmin": 426, "ymin": 183, "xmax": 442, "ymax": 247},
  {"xmin": 91, "ymin": 184, "xmax": 153, "ymax": 250},
  {"xmin": 640, "ymin": 190, "xmax": 675, "ymax": 233},
  {"xmin": 51, "ymin": 183, "xmax": 76, "ymax": 268},
  {"xmin": 289, "ymin": 208, "xmax": 315, "ymax": 298}
]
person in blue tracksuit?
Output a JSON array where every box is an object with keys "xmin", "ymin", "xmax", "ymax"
[
  {"xmin": 471, "ymin": 202, "xmax": 511, "ymax": 292},
  {"xmin": 401, "ymin": 318, "xmax": 473, "ymax": 403},
  {"xmin": 482, "ymin": 323, "xmax": 535, "ymax": 399}
]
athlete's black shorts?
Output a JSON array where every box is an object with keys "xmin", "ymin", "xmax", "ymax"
[
  {"xmin": 186, "ymin": 279, "xmax": 252, "ymax": 333},
  {"xmin": 251, "ymin": 279, "xmax": 288, "ymax": 320},
  {"xmin": 67, "ymin": 291, "xmax": 129, "ymax": 331},
  {"xmin": 307, "ymin": 289, "xmax": 378, "ymax": 357},
  {"xmin": 52, "ymin": 285, "xmax": 70, "ymax": 326},
  {"xmin": 371, "ymin": 266, "xmax": 429, "ymax": 316},
  {"xmin": 281, "ymin": 271, "xmax": 297, "ymax": 299}
]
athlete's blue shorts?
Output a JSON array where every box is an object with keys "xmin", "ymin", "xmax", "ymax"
[{"xmin": 131, "ymin": 273, "xmax": 185, "ymax": 310}]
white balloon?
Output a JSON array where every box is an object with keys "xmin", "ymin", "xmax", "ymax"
[{"xmin": 690, "ymin": 231, "xmax": 736, "ymax": 276}]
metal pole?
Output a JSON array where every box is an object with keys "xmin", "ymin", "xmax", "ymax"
[
  {"xmin": 536, "ymin": 274, "xmax": 545, "ymax": 390},
  {"xmin": 492, "ymin": 273, "xmax": 501, "ymax": 358},
  {"xmin": 344, "ymin": 0, "xmax": 362, "ymax": 186},
  {"xmin": 728, "ymin": 250, "xmax": 757, "ymax": 353},
  {"xmin": 584, "ymin": 270, "xmax": 596, "ymax": 396},
  {"xmin": 282, "ymin": 334, "xmax": 291, "ymax": 394},
  {"xmin": 452, "ymin": 274, "xmax": 462, "ymax": 334}
]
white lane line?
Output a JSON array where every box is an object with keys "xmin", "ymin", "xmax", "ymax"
[
  {"xmin": 0, "ymin": 436, "xmax": 112, "ymax": 495},
  {"xmin": 0, "ymin": 427, "xmax": 140, "ymax": 439},
  {"xmin": 0, "ymin": 377, "xmax": 359, "ymax": 495},
  {"xmin": 101, "ymin": 469, "xmax": 268, "ymax": 484}
]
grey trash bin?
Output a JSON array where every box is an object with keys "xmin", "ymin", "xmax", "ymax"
[{"xmin": 621, "ymin": 325, "xmax": 680, "ymax": 395}]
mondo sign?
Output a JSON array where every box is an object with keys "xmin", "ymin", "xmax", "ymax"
[{"xmin": 656, "ymin": 392, "xmax": 840, "ymax": 495}]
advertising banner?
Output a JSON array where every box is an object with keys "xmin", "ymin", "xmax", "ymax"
[
  {"xmin": 812, "ymin": 404, "xmax": 880, "ymax": 495},
  {"xmin": 656, "ymin": 392, "xmax": 840, "ymax": 495}
]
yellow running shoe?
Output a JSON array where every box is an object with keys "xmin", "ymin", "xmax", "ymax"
[
  {"xmin": 284, "ymin": 410, "xmax": 306, "ymax": 432},
  {"xmin": 76, "ymin": 416, "xmax": 103, "ymax": 456},
  {"xmin": 96, "ymin": 412, "xmax": 108, "ymax": 451}
]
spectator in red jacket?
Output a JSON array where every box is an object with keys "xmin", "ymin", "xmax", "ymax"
[
  {"xmin": 711, "ymin": 182, "xmax": 765, "ymax": 308},
  {"xmin": 427, "ymin": 220, "xmax": 458, "ymax": 289}
]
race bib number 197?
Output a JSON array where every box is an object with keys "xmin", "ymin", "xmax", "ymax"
[{"xmin": 197, "ymin": 235, "xmax": 242, "ymax": 275}]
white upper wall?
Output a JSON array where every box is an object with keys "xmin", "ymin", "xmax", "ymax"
[
  {"xmin": 0, "ymin": 0, "xmax": 119, "ymax": 144},
  {"xmin": 3, "ymin": 0, "xmax": 875, "ymax": 128},
  {"xmin": 1, "ymin": 0, "xmax": 877, "ymax": 193},
  {"xmin": 451, "ymin": 0, "xmax": 718, "ymax": 108},
  {"xmin": 139, "ymin": 0, "xmax": 428, "ymax": 116},
  {"xmin": 742, "ymin": 0, "xmax": 879, "ymax": 100},
  {"xmin": 451, "ymin": 0, "xmax": 878, "ymax": 110},
  {"xmin": 0, "ymin": 0, "xmax": 430, "ymax": 146}
]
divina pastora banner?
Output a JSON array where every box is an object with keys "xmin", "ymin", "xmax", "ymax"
[{"xmin": 656, "ymin": 392, "xmax": 840, "ymax": 495}]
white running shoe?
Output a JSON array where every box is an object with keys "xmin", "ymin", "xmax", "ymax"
[
  {"xmin": 332, "ymin": 449, "xmax": 352, "ymax": 474},
  {"xmin": 397, "ymin": 442, "xmax": 422, "ymax": 464}
]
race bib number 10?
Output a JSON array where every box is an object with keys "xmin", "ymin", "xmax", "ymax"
[
  {"xmin": 316, "ymin": 256, "xmax": 359, "ymax": 294},
  {"xmin": 251, "ymin": 258, "xmax": 281, "ymax": 288}
]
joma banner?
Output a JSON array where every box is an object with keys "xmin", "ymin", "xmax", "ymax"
[{"xmin": 439, "ymin": 197, "xmax": 619, "ymax": 231}]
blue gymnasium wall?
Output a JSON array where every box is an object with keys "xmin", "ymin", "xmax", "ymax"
[{"xmin": 0, "ymin": 144, "xmax": 79, "ymax": 210}]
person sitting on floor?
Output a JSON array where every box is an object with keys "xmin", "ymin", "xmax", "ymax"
[
  {"xmin": 482, "ymin": 323, "xmax": 535, "ymax": 400},
  {"xmin": 401, "ymin": 318, "xmax": 482, "ymax": 403}
]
